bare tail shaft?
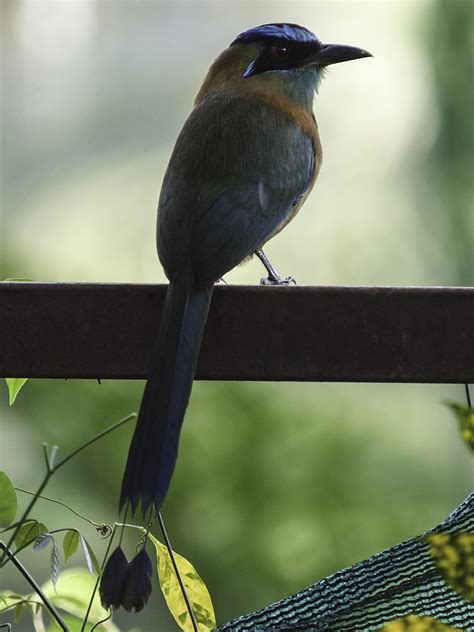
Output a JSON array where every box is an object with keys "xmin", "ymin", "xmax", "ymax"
[{"xmin": 120, "ymin": 266, "xmax": 213, "ymax": 514}]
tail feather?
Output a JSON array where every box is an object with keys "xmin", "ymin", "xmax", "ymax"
[{"xmin": 120, "ymin": 265, "xmax": 213, "ymax": 514}]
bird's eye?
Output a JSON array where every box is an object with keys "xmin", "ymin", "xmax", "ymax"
[{"xmin": 270, "ymin": 45, "xmax": 289, "ymax": 60}]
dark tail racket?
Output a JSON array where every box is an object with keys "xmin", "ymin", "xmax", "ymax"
[{"xmin": 120, "ymin": 267, "xmax": 212, "ymax": 514}]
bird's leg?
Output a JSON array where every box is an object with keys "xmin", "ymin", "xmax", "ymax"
[
  {"xmin": 215, "ymin": 277, "xmax": 227, "ymax": 285},
  {"xmin": 256, "ymin": 250, "xmax": 296, "ymax": 286}
]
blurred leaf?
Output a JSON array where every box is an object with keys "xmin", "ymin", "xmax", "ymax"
[
  {"xmin": 3, "ymin": 278, "xmax": 34, "ymax": 282},
  {"xmin": 51, "ymin": 539, "xmax": 60, "ymax": 592},
  {"xmin": 15, "ymin": 520, "xmax": 48, "ymax": 550},
  {"xmin": 149, "ymin": 533, "xmax": 216, "ymax": 632},
  {"xmin": 381, "ymin": 614, "xmax": 462, "ymax": 630},
  {"xmin": 426, "ymin": 532, "xmax": 474, "ymax": 601},
  {"xmin": 39, "ymin": 567, "xmax": 118, "ymax": 631},
  {"xmin": 80, "ymin": 535, "xmax": 101, "ymax": 576},
  {"xmin": 0, "ymin": 593, "xmax": 24, "ymax": 611},
  {"xmin": 63, "ymin": 530, "xmax": 80, "ymax": 562},
  {"xmin": 33, "ymin": 532, "xmax": 52, "ymax": 552},
  {"xmin": 14, "ymin": 602, "xmax": 26, "ymax": 623},
  {"xmin": 0, "ymin": 472, "xmax": 17, "ymax": 527},
  {"xmin": 445, "ymin": 402, "xmax": 474, "ymax": 453},
  {"xmin": 44, "ymin": 615, "xmax": 106, "ymax": 632},
  {"xmin": 5, "ymin": 378, "xmax": 28, "ymax": 406},
  {"xmin": 0, "ymin": 594, "xmax": 41, "ymax": 625},
  {"xmin": 47, "ymin": 444, "xmax": 59, "ymax": 469}
]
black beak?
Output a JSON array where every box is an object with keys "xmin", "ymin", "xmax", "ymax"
[{"xmin": 307, "ymin": 43, "xmax": 372, "ymax": 67}]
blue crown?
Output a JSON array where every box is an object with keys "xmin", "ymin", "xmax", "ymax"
[{"xmin": 232, "ymin": 23, "xmax": 317, "ymax": 46}]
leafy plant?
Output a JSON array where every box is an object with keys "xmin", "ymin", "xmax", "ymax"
[
  {"xmin": 0, "ymin": 412, "xmax": 217, "ymax": 631},
  {"xmin": 445, "ymin": 401, "xmax": 474, "ymax": 453},
  {"xmin": 4, "ymin": 378, "xmax": 28, "ymax": 406}
]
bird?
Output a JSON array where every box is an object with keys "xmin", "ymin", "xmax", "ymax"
[{"xmin": 120, "ymin": 23, "xmax": 372, "ymax": 515}]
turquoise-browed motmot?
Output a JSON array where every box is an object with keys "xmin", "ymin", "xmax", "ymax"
[{"xmin": 120, "ymin": 23, "xmax": 371, "ymax": 514}]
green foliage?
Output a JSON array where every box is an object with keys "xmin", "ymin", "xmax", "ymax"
[
  {"xmin": 426, "ymin": 532, "xmax": 474, "ymax": 602},
  {"xmin": 445, "ymin": 402, "xmax": 474, "ymax": 453},
  {"xmin": 5, "ymin": 378, "xmax": 28, "ymax": 406},
  {"xmin": 381, "ymin": 614, "xmax": 462, "ymax": 631},
  {"xmin": 14, "ymin": 521, "xmax": 48, "ymax": 550},
  {"xmin": 45, "ymin": 615, "xmax": 99, "ymax": 632},
  {"xmin": 0, "ymin": 472, "xmax": 17, "ymax": 528},
  {"xmin": 63, "ymin": 530, "xmax": 80, "ymax": 562},
  {"xmin": 1, "ymin": 568, "xmax": 118, "ymax": 631},
  {"xmin": 1, "ymin": 452, "xmax": 216, "ymax": 630},
  {"xmin": 39, "ymin": 568, "xmax": 117, "ymax": 629},
  {"xmin": 422, "ymin": 0, "xmax": 474, "ymax": 284},
  {"xmin": 80, "ymin": 535, "xmax": 101, "ymax": 576}
]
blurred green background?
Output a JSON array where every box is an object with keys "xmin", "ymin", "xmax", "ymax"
[{"xmin": 1, "ymin": 0, "xmax": 472, "ymax": 630}]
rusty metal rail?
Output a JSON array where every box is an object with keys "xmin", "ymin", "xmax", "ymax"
[{"xmin": 0, "ymin": 282, "xmax": 472, "ymax": 383}]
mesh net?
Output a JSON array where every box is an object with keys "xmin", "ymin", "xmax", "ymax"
[{"xmin": 218, "ymin": 494, "xmax": 474, "ymax": 631}]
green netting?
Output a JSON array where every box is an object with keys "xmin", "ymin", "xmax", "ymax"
[{"xmin": 218, "ymin": 494, "xmax": 474, "ymax": 631}]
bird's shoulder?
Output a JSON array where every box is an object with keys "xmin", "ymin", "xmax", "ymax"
[{"xmin": 169, "ymin": 92, "xmax": 316, "ymax": 186}]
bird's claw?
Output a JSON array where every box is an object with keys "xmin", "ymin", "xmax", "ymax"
[{"xmin": 260, "ymin": 275, "xmax": 296, "ymax": 286}]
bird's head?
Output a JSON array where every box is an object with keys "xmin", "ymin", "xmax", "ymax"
[{"xmin": 196, "ymin": 23, "xmax": 372, "ymax": 108}]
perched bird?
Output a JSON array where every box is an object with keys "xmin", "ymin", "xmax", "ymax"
[{"xmin": 120, "ymin": 23, "xmax": 371, "ymax": 515}]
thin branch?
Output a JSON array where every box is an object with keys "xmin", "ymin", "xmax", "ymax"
[
  {"xmin": 80, "ymin": 525, "xmax": 117, "ymax": 632},
  {"xmin": 1, "ymin": 413, "xmax": 135, "ymax": 567},
  {"xmin": 465, "ymin": 383, "xmax": 472, "ymax": 408},
  {"xmin": 15, "ymin": 487, "xmax": 109, "ymax": 530},
  {"xmin": 54, "ymin": 413, "xmax": 136, "ymax": 471},
  {"xmin": 0, "ymin": 542, "xmax": 67, "ymax": 631},
  {"xmin": 0, "ymin": 474, "xmax": 50, "ymax": 567}
]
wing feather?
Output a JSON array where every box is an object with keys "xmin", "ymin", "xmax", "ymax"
[{"xmin": 157, "ymin": 94, "xmax": 315, "ymax": 285}]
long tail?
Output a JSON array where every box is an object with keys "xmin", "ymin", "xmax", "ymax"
[{"xmin": 120, "ymin": 265, "xmax": 213, "ymax": 515}]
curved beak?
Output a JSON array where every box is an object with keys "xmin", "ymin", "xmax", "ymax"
[{"xmin": 306, "ymin": 43, "xmax": 372, "ymax": 67}]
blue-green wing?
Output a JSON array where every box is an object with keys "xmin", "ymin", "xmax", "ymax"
[
  {"xmin": 157, "ymin": 95, "xmax": 315, "ymax": 285},
  {"xmin": 190, "ymin": 178, "xmax": 308, "ymax": 285}
]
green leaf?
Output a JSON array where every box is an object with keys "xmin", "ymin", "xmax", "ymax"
[
  {"xmin": 445, "ymin": 401, "xmax": 474, "ymax": 453},
  {"xmin": 0, "ymin": 472, "xmax": 18, "ymax": 528},
  {"xmin": 44, "ymin": 615, "xmax": 95, "ymax": 632},
  {"xmin": 14, "ymin": 601, "xmax": 26, "ymax": 623},
  {"xmin": 38, "ymin": 567, "xmax": 119, "ymax": 631},
  {"xmin": 15, "ymin": 520, "xmax": 48, "ymax": 550},
  {"xmin": 5, "ymin": 378, "xmax": 28, "ymax": 406},
  {"xmin": 46, "ymin": 444, "xmax": 59, "ymax": 469},
  {"xmin": 0, "ymin": 593, "xmax": 24, "ymax": 612},
  {"xmin": 62, "ymin": 530, "xmax": 80, "ymax": 562},
  {"xmin": 80, "ymin": 535, "xmax": 101, "ymax": 576},
  {"xmin": 149, "ymin": 533, "xmax": 216, "ymax": 632}
]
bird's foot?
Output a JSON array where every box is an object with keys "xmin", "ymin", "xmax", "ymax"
[
  {"xmin": 255, "ymin": 249, "xmax": 296, "ymax": 286},
  {"xmin": 215, "ymin": 277, "xmax": 227, "ymax": 285},
  {"xmin": 260, "ymin": 274, "xmax": 296, "ymax": 286}
]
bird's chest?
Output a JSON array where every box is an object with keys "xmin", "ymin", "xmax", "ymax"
[{"xmin": 264, "ymin": 108, "xmax": 322, "ymax": 239}]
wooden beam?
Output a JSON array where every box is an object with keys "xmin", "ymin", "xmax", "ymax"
[{"xmin": 0, "ymin": 283, "xmax": 472, "ymax": 383}]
